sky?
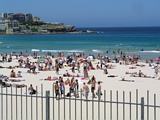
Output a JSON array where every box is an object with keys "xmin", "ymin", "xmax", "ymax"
[{"xmin": 0, "ymin": 0, "xmax": 160, "ymax": 27}]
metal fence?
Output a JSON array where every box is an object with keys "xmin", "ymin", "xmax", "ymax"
[{"xmin": 0, "ymin": 84, "xmax": 160, "ymax": 120}]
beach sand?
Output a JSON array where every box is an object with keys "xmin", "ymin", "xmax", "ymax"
[{"xmin": 0, "ymin": 55, "xmax": 160, "ymax": 120}]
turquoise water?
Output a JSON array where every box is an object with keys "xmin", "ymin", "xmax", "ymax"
[{"xmin": 0, "ymin": 27, "xmax": 160, "ymax": 59}]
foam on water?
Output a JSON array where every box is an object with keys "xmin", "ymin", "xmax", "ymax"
[
  {"xmin": 92, "ymin": 49, "xmax": 103, "ymax": 53},
  {"xmin": 139, "ymin": 50, "xmax": 160, "ymax": 53},
  {"xmin": 31, "ymin": 49, "xmax": 40, "ymax": 52},
  {"xmin": 41, "ymin": 50, "xmax": 58, "ymax": 52},
  {"xmin": 41, "ymin": 49, "xmax": 84, "ymax": 53}
]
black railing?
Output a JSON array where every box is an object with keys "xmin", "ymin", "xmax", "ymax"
[{"xmin": 0, "ymin": 84, "xmax": 159, "ymax": 120}]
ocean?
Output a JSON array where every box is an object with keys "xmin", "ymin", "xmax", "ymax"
[{"xmin": 0, "ymin": 27, "xmax": 160, "ymax": 59}]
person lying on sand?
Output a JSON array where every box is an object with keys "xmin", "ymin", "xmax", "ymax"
[
  {"xmin": 11, "ymin": 83, "xmax": 26, "ymax": 88},
  {"xmin": 129, "ymin": 66, "xmax": 137, "ymax": 69},
  {"xmin": 131, "ymin": 74, "xmax": 155, "ymax": 78},
  {"xmin": 107, "ymin": 75, "xmax": 118, "ymax": 77},
  {"xmin": 125, "ymin": 72, "xmax": 138, "ymax": 75},
  {"xmin": 120, "ymin": 77, "xmax": 134, "ymax": 82},
  {"xmin": 0, "ymin": 80, "xmax": 11, "ymax": 87},
  {"xmin": 136, "ymin": 64, "xmax": 145, "ymax": 67},
  {"xmin": 44, "ymin": 76, "xmax": 58, "ymax": 81},
  {"xmin": 129, "ymin": 70, "xmax": 155, "ymax": 78},
  {"xmin": 9, "ymin": 78, "xmax": 25, "ymax": 82},
  {"xmin": 63, "ymin": 70, "xmax": 81, "ymax": 77}
]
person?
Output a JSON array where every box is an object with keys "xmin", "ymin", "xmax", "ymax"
[
  {"xmin": 71, "ymin": 62, "xmax": 75, "ymax": 73},
  {"xmin": 55, "ymin": 64, "xmax": 59, "ymax": 74},
  {"xmin": 96, "ymin": 81, "xmax": 102, "ymax": 100},
  {"xmin": 91, "ymin": 76, "xmax": 96, "ymax": 98},
  {"xmin": 30, "ymin": 63, "xmax": 36, "ymax": 73},
  {"xmin": 104, "ymin": 66, "xmax": 108, "ymax": 74},
  {"xmin": 83, "ymin": 64, "xmax": 89, "ymax": 78},
  {"xmin": 138, "ymin": 70, "xmax": 143, "ymax": 77},
  {"xmin": 69, "ymin": 77, "xmax": 75, "ymax": 95},
  {"xmin": 28, "ymin": 84, "xmax": 36, "ymax": 95},
  {"xmin": 17, "ymin": 71, "xmax": 22, "ymax": 77},
  {"xmin": 77, "ymin": 62, "xmax": 80, "ymax": 73},
  {"xmin": 10, "ymin": 69, "xmax": 16, "ymax": 78},
  {"xmin": 96, "ymin": 62, "xmax": 100, "ymax": 69},
  {"xmin": 55, "ymin": 81, "xmax": 60, "ymax": 99},
  {"xmin": 83, "ymin": 82, "xmax": 89, "ymax": 99},
  {"xmin": 154, "ymin": 66, "xmax": 159, "ymax": 77},
  {"xmin": 75, "ymin": 79, "xmax": 79, "ymax": 97},
  {"xmin": 59, "ymin": 80, "xmax": 65, "ymax": 97}
]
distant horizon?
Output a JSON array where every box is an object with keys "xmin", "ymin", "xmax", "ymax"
[{"xmin": 77, "ymin": 26, "xmax": 160, "ymax": 28}]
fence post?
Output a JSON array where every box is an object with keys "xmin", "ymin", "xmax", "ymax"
[
  {"xmin": 46, "ymin": 91, "xmax": 50, "ymax": 120},
  {"xmin": 141, "ymin": 97, "xmax": 144, "ymax": 120}
]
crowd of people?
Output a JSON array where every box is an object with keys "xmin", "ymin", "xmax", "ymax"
[
  {"xmin": 53, "ymin": 76, "xmax": 102, "ymax": 100},
  {"xmin": 0, "ymin": 51, "xmax": 160, "ymax": 99}
]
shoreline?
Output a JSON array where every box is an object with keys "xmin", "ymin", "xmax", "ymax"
[{"xmin": 0, "ymin": 31, "xmax": 97, "ymax": 36}]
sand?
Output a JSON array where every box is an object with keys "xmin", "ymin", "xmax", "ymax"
[{"xmin": 0, "ymin": 55, "xmax": 160, "ymax": 120}]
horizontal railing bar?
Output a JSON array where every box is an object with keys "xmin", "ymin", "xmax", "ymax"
[{"xmin": 0, "ymin": 92, "xmax": 160, "ymax": 108}]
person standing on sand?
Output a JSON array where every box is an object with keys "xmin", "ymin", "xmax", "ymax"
[
  {"xmin": 71, "ymin": 62, "xmax": 75, "ymax": 73},
  {"xmin": 77, "ymin": 62, "xmax": 80, "ymax": 73},
  {"xmin": 154, "ymin": 66, "xmax": 159, "ymax": 77},
  {"xmin": 83, "ymin": 63, "xmax": 89, "ymax": 78},
  {"xmin": 55, "ymin": 64, "xmax": 59, "ymax": 74},
  {"xmin": 75, "ymin": 79, "xmax": 79, "ymax": 97},
  {"xmin": 60, "ymin": 79, "xmax": 65, "ymax": 98},
  {"xmin": 91, "ymin": 76, "xmax": 96, "ymax": 98},
  {"xmin": 55, "ymin": 81, "xmax": 60, "ymax": 100},
  {"xmin": 83, "ymin": 82, "xmax": 89, "ymax": 99},
  {"xmin": 96, "ymin": 81, "xmax": 102, "ymax": 100},
  {"xmin": 55, "ymin": 59, "xmax": 59, "ymax": 74}
]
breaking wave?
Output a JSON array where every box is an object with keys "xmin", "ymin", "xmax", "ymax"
[{"xmin": 139, "ymin": 50, "xmax": 160, "ymax": 53}]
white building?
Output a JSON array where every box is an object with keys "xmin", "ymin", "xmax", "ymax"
[
  {"xmin": 0, "ymin": 13, "xmax": 4, "ymax": 20},
  {"xmin": 33, "ymin": 16, "xmax": 40, "ymax": 22},
  {"xmin": 0, "ymin": 19, "xmax": 6, "ymax": 31}
]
